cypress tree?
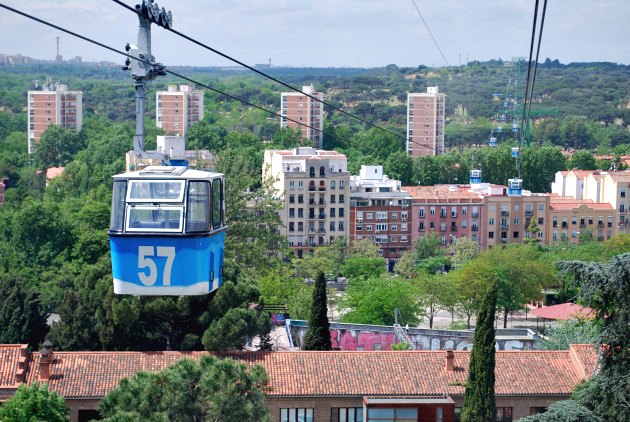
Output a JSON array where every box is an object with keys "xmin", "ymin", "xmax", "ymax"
[
  {"xmin": 461, "ymin": 282, "xmax": 497, "ymax": 422},
  {"xmin": 302, "ymin": 272, "xmax": 331, "ymax": 350}
]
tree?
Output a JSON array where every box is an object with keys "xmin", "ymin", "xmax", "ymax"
[
  {"xmin": 415, "ymin": 272, "xmax": 458, "ymax": 329},
  {"xmin": 448, "ymin": 236, "xmax": 479, "ymax": 269},
  {"xmin": 457, "ymin": 245, "xmax": 554, "ymax": 328},
  {"xmin": 517, "ymin": 400, "xmax": 601, "ymax": 422},
  {"xmin": 98, "ymin": 356, "xmax": 271, "ymax": 422},
  {"xmin": 557, "ymin": 253, "xmax": 630, "ymax": 421},
  {"xmin": 569, "ymin": 150, "xmax": 597, "ymax": 170},
  {"xmin": 35, "ymin": 125, "xmax": 84, "ymax": 169},
  {"xmin": 537, "ymin": 319, "xmax": 601, "ymax": 350},
  {"xmin": 0, "ymin": 274, "xmax": 48, "ymax": 348},
  {"xmin": 394, "ymin": 250, "xmax": 417, "ymax": 278},
  {"xmin": 461, "ymin": 283, "xmax": 497, "ymax": 422},
  {"xmin": 302, "ymin": 272, "xmax": 331, "ymax": 350},
  {"xmin": 0, "ymin": 382, "xmax": 69, "ymax": 422},
  {"xmin": 341, "ymin": 276, "xmax": 422, "ymax": 326}
]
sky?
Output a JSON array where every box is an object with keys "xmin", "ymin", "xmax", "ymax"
[{"xmin": 0, "ymin": 0, "xmax": 629, "ymax": 68}]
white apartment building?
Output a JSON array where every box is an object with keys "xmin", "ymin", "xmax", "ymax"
[
  {"xmin": 280, "ymin": 85, "xmax": 324, "ymax": 149},
  {"xmin": 407, "ymin": 87, "xmax": 445, "ymax": 158},
  {"xmin": 263, "ymin": 147, "xmax": 349, "ymax": 257}
]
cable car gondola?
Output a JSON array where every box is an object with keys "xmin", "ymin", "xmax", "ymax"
[{"xmin": 109, "ymin": 166, "xmax": 226, "ymax": 295}]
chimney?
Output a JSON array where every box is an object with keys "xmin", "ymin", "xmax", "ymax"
[
  {"xmin": 39, "ymin": 340, "xmax": 53, "ymax": 381},
  {"xmin": 445, "ymin": 349, "xmax": 455, "ymax": 372}
]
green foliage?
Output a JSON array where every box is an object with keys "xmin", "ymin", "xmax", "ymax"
[
  {"xmin": 461, "ymin": 283, "xmax": 497, "ymax": 422},
  {"xmin": 415, "ymin": 272, "xmax": 458, "ymax": 329},
  {"xmin": 0, "ymin": 382, "xmax": 69, "ymax": 422},
  {"xmin": 558, "ymin": 253, "xmax": 630, "ymax": 421},
  {"xmin": 340, "ymin": 276, "xmax": 422, "ymax": 326},
  {"xmin": 35, "ymin": 125, "xmax": 84, "ymax": 169},
  {"xmin": 257, "ymin": 266, "xmax": 312, "ymax": 320},
  {"xmin": 342, "ymin": 257, "xmax": 386, "ymax": 280},
  {"xmin": 390, "ymin": 342, "xmax": 412, "ymax": 350},
  {"xmin": 569, "ymin": 150, "xmax": 597, "ymax": 170},
  {"xmin": 302, "ymin": 272, "xmax": 331, "ymax": 350},
  {"xmin": 98, "ymin": 356, "xmax": 270, "ymax": 422},
  {"xmin": 448, "ymin": 236, "xmax": 479, "ymax": 269},
  {"xmin": 538, "ymin": 319, "xmax": 601, "ymax": 351},
  {"xmin": 0, "ymin": 274, "xmax": 48, "ymax": 348},
  {"xmin": 517, "ymin": 400, "xmax": 601, "ymax": 422}
]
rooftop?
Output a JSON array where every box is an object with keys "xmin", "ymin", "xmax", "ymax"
[{"xmin": 0, "ymin": 345, "xmax": 597, "ymax": 400}]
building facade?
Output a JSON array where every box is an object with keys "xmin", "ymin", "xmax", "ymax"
[
  {"xmin": 407, "ymin": 87, "xmax": 445, "ymax": 158},
  {"xmin": 156, "ymin": 84, "xmax": 204, "ymax": 137},
  {"xmin": 405, "ymin": 185, "xmax": 484, "ymax": 249},
  {"xmin": 27, "ymin": 83, "xmax": 82, "ymax": 154},
  {"xmin": 549, "ymin": 197, "xmax": 615, "ymax": 243},
  {"xmin": 349, "ymin": 166, "xmax": 412, "ymax": 271},
  {"xmin": 280, "ymin": 85, "xmax": 324, "ymax": 149},
  {"xmin": 263, "ymin": 147, "xmax": 349, "ymax": 257}
]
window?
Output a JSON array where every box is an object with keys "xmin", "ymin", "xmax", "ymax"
[
  {"xmin": 289, "ymin": 181, "xmax": 295, "ymax": 189},
  {"xmin": 298, "ymin": 195, "xmax": 304, "ymax": 204},
  {"xmin": 330, "ymin": 222, "xmax": 335, "ymax": 231},
  {"xmin": 330, "ymin": 180, "xmax": 336, "ymax": 189},
  {"xmin": 330, "ymin": 195, "xmax": 336, "ymax": 204},
  {"xmin": 289, "ymin": 208, "xmax": 295, "ymax": 217},
  {"xmin": 366, "ymin": 213, "xmax": 373, "ymax": 220},
  {"xmin": 339, "ymin": 222, "xmax": 344, "ymax": 231},
  {"xmin": 514, "ymin": 231, "xmax": 519, "ymax": 238},
  {"xmin": 289, "ymin": 222, "xmax": 295, "ymax": 232},
  {"xmin": 401, "ymin": 223, "xmax": 408, "ymax": 232},
  {"xmin": 462, "ymin": 206, "xmax": 468, "ymax": 215},
  {"xmin": 489, "ymin": 231, "xmax": 495, "ymax": 239},
  {"xmin": 391, "ymin": 224, "xmax": 398, "ymax": 231},
  {"xmin": 298, "ymin": 222, "xmax": 303, "ymax": 231},
  {"xmin": 538, "ymin": 218, "xmax": 544, "ymax": 225},
  {"xmin": 513, "ymin": 218, "xmax": 520, "ymax": 225},
  {"xmin": 298, "ymin": 181, "xmax": 304, "ymax": 190},
  {"xmin": 496, "ymin": 407, "xmax": 513, "ymax": 422},
  {"xmin": 281, "ymin": 408, "xmax": 313, "ymax": 422},
  {"xmin": 622, "ymin": 190, "xmax": 626, "ymax": 198},
  {"xmin": 391, "ymin": 213, "xmax": 398, "ymax": 220},
  {"xmin": 489, "ymin": 217, "xmax": 495, "ymax": 225},
  {"xmin": 419, "ymin": 208, "xmax": 426, "ymax": 217},
  {"xmin": 430, "ymin": 221, "xmax": 435, "ymax": 229},
  {"xmin": 339, "ymin": 195, "xmax": 345, "ymax": 203},
  {"xmin": 538, "ymin": 203, "xmax": 545, "ymax": 211},
  {"xmin": 367, "ymin": 408, "xmax": 417, "ymax": 421},
  {"xmin": 331, "ymin": 408, "xmax": 363, "ymax": 422},
  {"xmin": 330, "ymin": 208, "xmax": 336, "ymax": 217},
  {"xmin": 309, "ymin": 167, "xmax": 315, "ymax": 177},
  {"xmin": 320, "ymin": 166, "xmax": 325, "ymax": 176},
  {"xmin": 339, "ymin": 208, "xmax": 345, "ymax": 217},
  {"xmin": 430, "ymin": 206, "xmax": 436, "ymax": 215},
  {"xmin": 298, "ymin": 208, "xmax": 304, "ymax": 218},
  {"xmin": 339, "ymin": 180, "xmax": 345, "ymax": 189}
]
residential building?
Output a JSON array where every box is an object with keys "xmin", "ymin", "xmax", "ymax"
[
  {"xmin": 156, "ymin": 84, "xmax": 204, "ymax": 137},
  {"xmin": 0, "ymin": 343, "xmax": 598, "ymax": 422},
  {"xmin": 406, "ymin": 87, "xmax": 445, "ymax": 158},
  {"xmin": 479, "ymin": 185, "xmax": 550, "ymax": 247},
  {"xmin": 405, "ymin": 185, "xmax": 484, "ymax": 249},
  {"xmin": 551, "ymin": 169, "xmax": 629, "ymax": 235},
  {"xmin": 549, "ymin": 197, "xmax": 615, "ymax": 243},
  {"xmin": 263, "ymin": 147, "xmax": 349, "ymax": 257},
  {"xmin": 349, "ymin": 165, "xmax": 412, "ymax": 271},
  {"xmin": 0, "ymin": 179, "xmax": 5, "ymax": 207},
  {"xmin": 280, "ymin": 85, "xmax": 324, "ymax": 149},
  {"xmin": 27, "ymin": 83, "xmax": 82, "ymax": 154}
]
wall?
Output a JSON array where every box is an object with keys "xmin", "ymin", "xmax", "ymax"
[{"xmin": 290, "ymin": 321, "xmax": 536, "ymax": 351}]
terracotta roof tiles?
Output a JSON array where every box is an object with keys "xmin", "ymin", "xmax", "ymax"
[{"xmin": 0, "ymin": 345, "xmax": 596, "ymax": 399}]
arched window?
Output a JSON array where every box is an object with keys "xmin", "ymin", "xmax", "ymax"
[
  {"xmin": 319, "ymin": 166, "xmax": 325, "ymax": 176},
  {"xmin": 309, "ymin": 166, "xmax": 315, "ymax": 177}
]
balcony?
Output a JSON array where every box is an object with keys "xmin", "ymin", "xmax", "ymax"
[
  {"xmin": 501, "ymin": 211, "xmax": 510, "ymax": 216},
  {"xmin": 471, "ymin": 212, "xmax": 479, "ymax": 218},
  {"xmin": 500, "ymin": 238, "xmax": 509, "ymax": 243},
  {"xmin": 308, "ymin": 187, "xmax": 316, "ymax": 192},
  {"xmin": 598, "ymin": 222, "xmax": 604, "ymax": 228},
  {"xmin": 598, "ymin": 236, "xmax": 605, "ymax": 241},
  {"xmin": 308, "ymin": 215, "xmax": 316, "ymax": 220},
  {"xmin": 318, "ymin": 200, "xmax": 326, "ymax": 206},
  {"xmin": 608, "ymin": 222, "xmax": 613, "ymax": 228},
  {"xmin": 309, "ymin": 200, "xmax": 316, "ymax": 205},
  {"xmin": 552, "ymin": 223, "xmax": 558, "ymax": 228},
  {"xmin": 561, "ymin": 223, "xmax": 568, "ymax": 228},
  {"xmin": 440, "ymin": 213, "xmax": 447, "ymax": 218},
  {"xmin": 318, "ymin": 213, "xmax": 326, "ymax": 219},
  {"xmin": 501, "ymin": 225, "xmax": 509, "ymax": 230},
  {"xmin": 451, "ymin": 213, "xmax": 458, "ymax": 218},
  {"xmin": 525, "ymin": 210, "xmax": 533, "ymax": 216},
  {"xmin": 450, "ymin": 226, "xmax": 457, "ymax": 231}
]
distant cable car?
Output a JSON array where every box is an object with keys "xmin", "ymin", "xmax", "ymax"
[
  {"xmin": 489, "ymin": 137, "xmax": 497, "ymax": 147},
  {"xmin": 108, "ymin": 166, "xmax": 227, "ymax": 295},
  {"xmin": 470, "ymin": 169, "xmax": 482, "ymax": 184},
  {"xmin": 511, "ymin": 147, "xmax": 520, "ymax": 158},
  {"xmin": 507, "ymin": 177, "xmax": 523, "ymax": 196},
  {"xmin": 496, "ymin": 126, "xmax": 503, "ymax": 133}
]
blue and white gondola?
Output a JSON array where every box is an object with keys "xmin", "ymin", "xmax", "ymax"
[{"xmin": 108, "ymin": 166, "xmax": 226, "ymax": 296}]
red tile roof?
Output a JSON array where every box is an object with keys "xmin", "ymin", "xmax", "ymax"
[
  {"xmin": 0, "ymin": 345, "xmax": 596, "ymax": 400},
  {"xmin": 0, "ymin": 344, "xmax": 27, "ymax": 391},
  {"xmin": 529, "ymin": 303, "xmax": 595, "ymax": 320}
]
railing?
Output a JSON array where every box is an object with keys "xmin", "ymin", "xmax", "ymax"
[
  {"xmin": 525, "ymin": 210, "xmax": 533, "ymax": 216},
  {"xmin": 471, "ymin": 212, "xmax": 479, "ymax": 218},
  {"xmin": 501, "ymin": 211, "xmax": 510, "ymax": 216},
  {"xmin": 471, "ymin": 226, "xmax": 478, "ymax": 232}
]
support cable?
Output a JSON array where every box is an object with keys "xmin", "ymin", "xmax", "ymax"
[
  {"xmin": 524, "ymin": 0, "xmax": 548, "ymax": 147},
  {"xmin": 520, "ymin": 0, "xmax": 540, "ymax": 147},
  {"xmin": 409, "ymin": 0, "xmax": 450, "ymax": 67}
]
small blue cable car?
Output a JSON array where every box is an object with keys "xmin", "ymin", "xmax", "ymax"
[
  {"xmin": 489, "ymin": 137, "xmax": 497, "ymax": 147},
  {"xmin": 511, "ymin": 147, "xmax": 520, "ymax": 158},
  {"xmin": 108, "ymin": 166, "xmax": 226, "ymax": 296}
]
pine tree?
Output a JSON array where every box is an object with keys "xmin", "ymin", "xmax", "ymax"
[
  {"xmin": 461, "ymin": 282, "xmax": 497, "ymax": 422},
  {"xmin": 302, "ymin": 272, "xmax": 331, "ymax": 350}
]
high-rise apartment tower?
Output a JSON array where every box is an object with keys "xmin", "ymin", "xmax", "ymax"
[
  {"xmin": 156, "ymin": 84, "xmax": 204, "ymax": 137},
  {"xmin": 280, "ymin": 85, "xmax": 324, "ymax": 149},
  {"xmin": 406, "ymin": 87, "xmax": 445, "ymax": 158}
]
